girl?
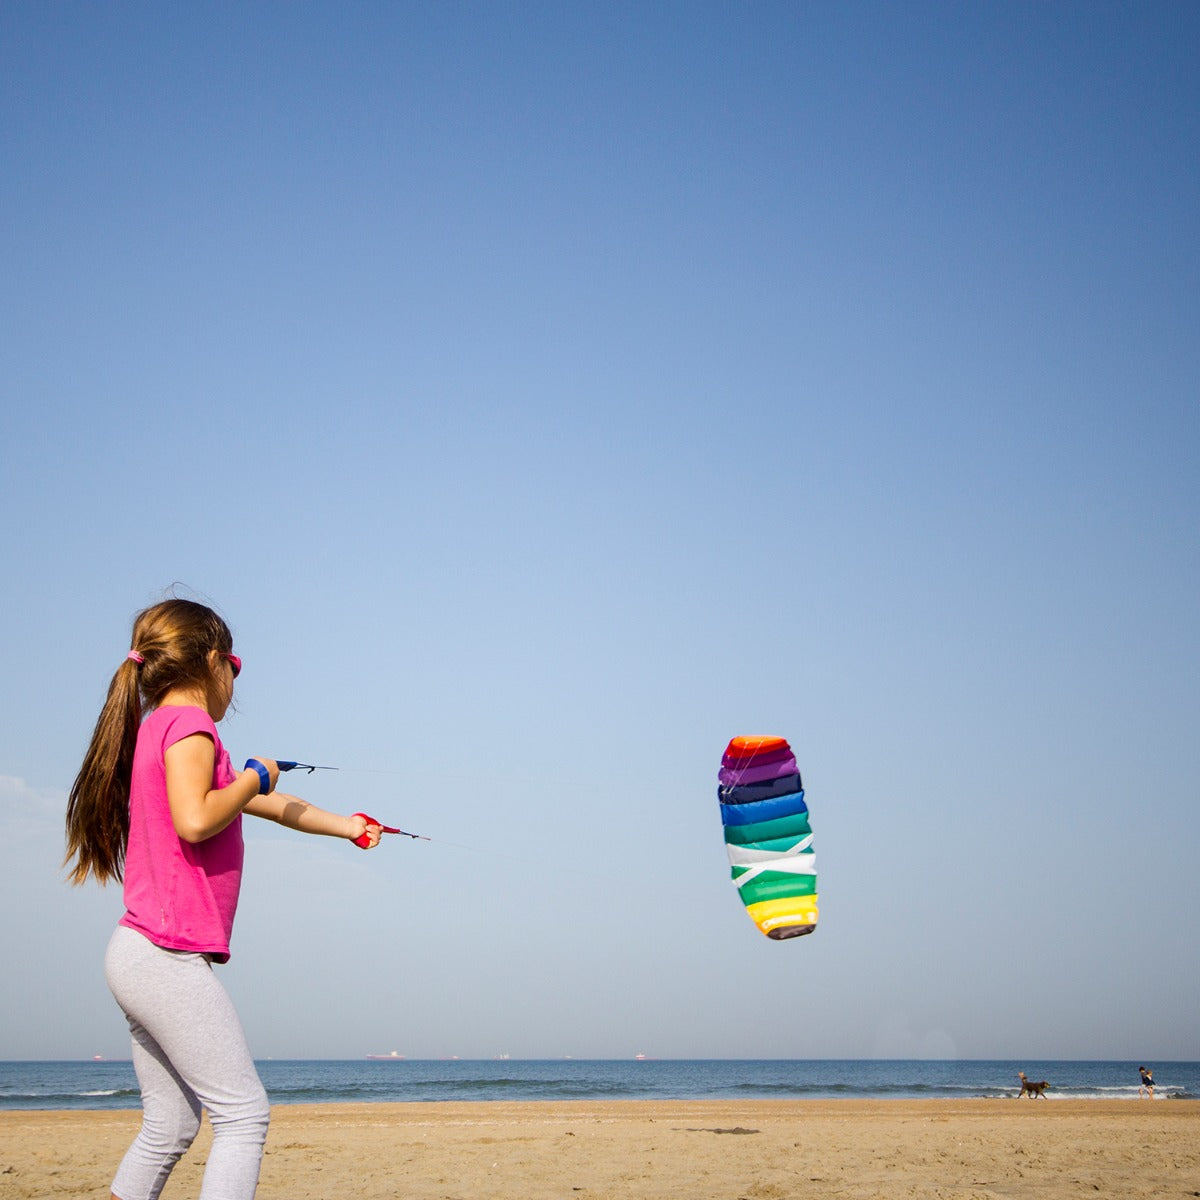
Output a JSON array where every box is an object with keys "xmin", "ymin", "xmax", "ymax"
[{"xmin": 65, "ymin": 598, "xmax": 381, "ymax": 1200}]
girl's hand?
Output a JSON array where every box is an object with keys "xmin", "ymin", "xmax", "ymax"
[
  {"xmin": 348, "ymin": 813, "xmax": 381, "ymax": 849},
  {"xmin": 245, "ymin": 757, "xmax": 280, "ymax": 794}
]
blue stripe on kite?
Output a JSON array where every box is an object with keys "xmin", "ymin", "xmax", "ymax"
[
  {"xmin": 719, "ymin": 790, "xmax": 807, "ymax": 827},
  {"xmin": 718, "ymin": 773, "xmax": 803, "ymax": 805}
]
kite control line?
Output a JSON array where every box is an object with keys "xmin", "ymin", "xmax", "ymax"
[
  {"xmin": 351, "ymin": 812, "xmax": 431, "ymax": 849},
  {"xmin": 244, "ymin": 759, "xmax": 339, "ymax": 794},
  {"xmin": 252, "ymin": 760, "xmax": 427, "ymax": 847}
]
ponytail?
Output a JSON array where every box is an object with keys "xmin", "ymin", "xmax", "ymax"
[{"xmin": 64, "ymin": 657, "xmax": 142, "ymax": 884}]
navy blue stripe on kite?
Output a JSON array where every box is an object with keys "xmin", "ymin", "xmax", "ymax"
[
  {"xmin": 719, "ymin": 790, "xmax": 808, "ymax": 827},
  {"xmin": 718, "ymin": 773, "xmax": 803, "ymax": 805}
]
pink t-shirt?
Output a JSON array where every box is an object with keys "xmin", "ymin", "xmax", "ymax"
[{"xmin": 119, "ymin": 705, "xmax": 244, "ymax": 962}]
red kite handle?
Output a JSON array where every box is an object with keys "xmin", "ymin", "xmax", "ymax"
[{"xmin": 351, "ymin": 812, "xmax": 426, "ymax": 847}]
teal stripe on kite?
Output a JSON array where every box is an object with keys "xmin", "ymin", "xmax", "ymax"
[
  {"xmin": 722, "ymin": 811, "xmax": 811, "ymax": 846},
  {"xmin": 730, "ymin": 833, "xmax": 813, "ymax": 856}
]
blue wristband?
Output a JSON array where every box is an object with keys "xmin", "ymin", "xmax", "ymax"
[{"xmin": 244, "ymin": 758, "xmax": 271, "ymax": 795}]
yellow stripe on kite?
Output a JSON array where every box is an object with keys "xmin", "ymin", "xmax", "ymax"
[{"xmin": 745, "ymin": 894, "xmax": 819, "ymax": 934}]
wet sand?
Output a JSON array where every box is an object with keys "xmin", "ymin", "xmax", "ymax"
[{"xmin": 1, "ymin": 1099, "xmax": 1197, "ymax": 1199}]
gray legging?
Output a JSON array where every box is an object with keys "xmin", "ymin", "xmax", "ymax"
[{"xmin": 105, "ymin": 925, "xmax": 270, "ymax": 1200}]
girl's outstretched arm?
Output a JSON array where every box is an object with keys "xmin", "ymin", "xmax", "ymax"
[{"xmin": 245, "ymin": 793, "xmax": 381, "ymax": 847}]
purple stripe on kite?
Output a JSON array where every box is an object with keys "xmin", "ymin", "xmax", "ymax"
[
  {"xmin": 719, "ymin": 755, "xmax": 797, "ymax": 787},
  {"xmin": 721, "ymin": 744, "xmax": 795, "ymax": 770}
]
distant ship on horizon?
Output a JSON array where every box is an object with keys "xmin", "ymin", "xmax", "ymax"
[{"xmin": 366, "ymin": 1051, "xmax": 405, "ymax": 1060}]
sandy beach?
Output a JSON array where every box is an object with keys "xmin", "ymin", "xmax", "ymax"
[{"xmin": 1, "ymin": 1099, "xmax": 1197, "ymax": 1200}]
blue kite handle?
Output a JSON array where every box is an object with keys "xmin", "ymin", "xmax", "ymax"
[
  {"xmin": 277, "ymin": 761, "xmax": 299, "ymax": 771},
  {"xmin": 244, "ymin": 759, "xmax": 272, "ymax": 794}
]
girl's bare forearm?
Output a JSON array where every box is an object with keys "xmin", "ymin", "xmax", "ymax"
[{"xmin": 244, "ymin": 792, "xmax": 352, "ymax": 838}]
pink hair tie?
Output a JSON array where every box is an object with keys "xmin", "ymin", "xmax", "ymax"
[{"xmin": 127, "ymin": 650, "xmax": 145, "ymax": 665}]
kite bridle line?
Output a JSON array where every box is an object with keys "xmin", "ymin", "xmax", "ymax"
[{"xmin": 722, "ymin": 735, "xmax": 774, "ymax": 793}]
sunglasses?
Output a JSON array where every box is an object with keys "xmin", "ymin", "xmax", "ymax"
[{"xmin": 223, "ymin": 653, "xmax": 242, "ymax": 679}]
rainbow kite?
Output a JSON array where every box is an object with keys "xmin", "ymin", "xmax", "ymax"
[{"xmin": 719, "ymin": 735, "xmax": 817, "ymax": 940}]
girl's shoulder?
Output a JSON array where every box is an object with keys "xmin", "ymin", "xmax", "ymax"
[{"xmin": 143, "ymin": 704, "xmax": 221, "ymax": 748}]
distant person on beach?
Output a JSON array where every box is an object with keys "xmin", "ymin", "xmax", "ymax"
[
  {"xmin": 64, "ymin": 597, "xmax": 383, "ymax": 1200},
  {"xmin": 1139, "ymin": 1066, "xmax": 1155, "ymax": 1098}
]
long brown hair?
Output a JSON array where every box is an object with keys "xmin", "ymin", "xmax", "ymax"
[{"xmin": 65, "ymin": 598, "xmax": 235, "ymax": 885}]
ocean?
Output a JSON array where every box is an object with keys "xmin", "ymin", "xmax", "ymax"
[{"xmin": 1, "ymin": 1059, "xmax": 1195, "ymax": 1111}]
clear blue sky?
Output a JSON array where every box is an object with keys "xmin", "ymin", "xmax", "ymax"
[{"xmin": 2, "ymin": 1, "xmax": 1197, "ymax": 1062}]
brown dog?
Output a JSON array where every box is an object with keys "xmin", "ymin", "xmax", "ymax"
[{"xmin": 1018, "ymin": 1071, "xmax": 1049, "ymax": 1098}]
